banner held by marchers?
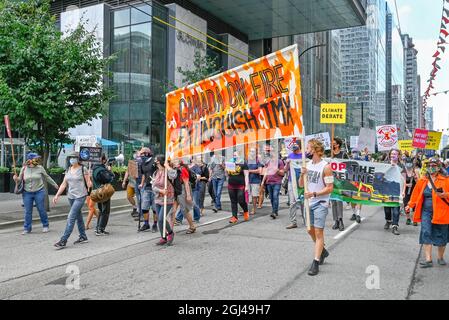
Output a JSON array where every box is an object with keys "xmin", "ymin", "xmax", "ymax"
[{"xmin": 165, "ymin": 44, "xmax": 303, "ymax": 159}]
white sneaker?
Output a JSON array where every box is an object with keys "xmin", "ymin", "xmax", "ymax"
[
  {"xmin": 42, "ymin": 227, "xmax": 49, "ymax": 233},
  {"xmin": 345, "ymin": 204, "xmax": 351, "ymax": 210},
  {"xmin": 22, "ymin": 230, "xmax": 31, "ymax": 235}
]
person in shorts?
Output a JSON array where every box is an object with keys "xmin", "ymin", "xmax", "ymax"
[
  {"xmin": 247, "ymin": 147, "xmax": 263, "ymax": 215},
  {"xmin": 299, "ymin": 139, "xmax": 334, "ymax": 276}
]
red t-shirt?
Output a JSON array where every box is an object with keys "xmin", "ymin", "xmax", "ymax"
[{"xmin": 180, "ymin": 167, "xmax": 189, "ymax": 182}]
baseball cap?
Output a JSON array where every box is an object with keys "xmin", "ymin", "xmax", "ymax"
[
  {"xmin": 428, "ymin": 157, "xmax": 441, "ymax": 166},
  {"xmin": 26, "ymin": 153, "xmax": 41, "ymax": 161}
]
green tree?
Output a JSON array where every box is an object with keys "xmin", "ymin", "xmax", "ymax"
[{"xmin": 0, "ymin": 0, "xmax": 113, "ymax": 167}]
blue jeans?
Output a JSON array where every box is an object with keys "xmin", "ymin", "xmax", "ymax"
[
  {"xmin": 193, "ymin": 188, "xmax": 201, "ymax": 222},
  {"xmin": 61, "ymin": 196, "xmax": 87, "ymax": 242},
  {"xmin": 23, "ymin": 188, "xmax": 48, "ymax": 232},
  {"xmin": 212, "ymin": 178, "xmax": 224, "ymax": 209},
  {"xmin": 155, "ymin": 203, "xmax": 173, "ymax": 238},
  {"xmin": 176, "ymin": 208, "xmax": 185, "ymax": 222},
  {"xmin": 384, "ymin": 206, "xmax": 400, "ymax": 226},
  {"xmin": 267, "ymin": 184, "xmax": 281, "ymax": 214}
]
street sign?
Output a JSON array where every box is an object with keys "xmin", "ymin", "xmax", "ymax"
[
  {"xmin": 79, "ymin": 147, "xmax": 102, "ymax": 163},
  {"xmin": 320, "ymin": 103, "xmax": 346, "ymax": 124}
]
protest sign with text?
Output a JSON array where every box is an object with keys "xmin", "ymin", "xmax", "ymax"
[
  {"xmin": 320, "ymin": 103, "xmax": 346, "ymax": 124},
  {"xmin": 376, "ymin": 125, "xmax": 398, "ymax": 151},
  {"xmin": 165, "ymin": 44, "xmax": 303, "ymax": 159},
  {"xmin": 305, "ymin": 132, "xmax": 331, "ymax": 150},
  {"xmin": 412, "ymin": 128, "xmax": 428, "ymax": 148}
]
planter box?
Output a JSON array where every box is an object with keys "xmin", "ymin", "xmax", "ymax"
[
  {"xmin": 112, "ymin": 173, "xmax": 125, "ymax": 192},
  {"xmin": 0, "ymin": 173, "xmax": 10, "ymax": 193}
]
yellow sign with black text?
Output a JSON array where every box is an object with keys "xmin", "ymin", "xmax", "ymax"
[
  {"xmin": 425, "ymin": 131, "xmax": 442, "ymax": 150},
  {"xmin": 398, "ymin": 140, "xmax": 414, "ymax": 152},
  {"xmin": 320, "ymin": 103, "xmax": 346, "ymax": 124}
]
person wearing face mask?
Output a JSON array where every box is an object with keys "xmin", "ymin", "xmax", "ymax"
[
  {"xmin": 403, "ymin": 158, "xmax": 420, "ymax": 226},
  {"xmin": 263, "ymin": 151, "xmax": 285, "ymax": 219},
  {"xmin": 383, "ymin": 149, "xmax": 407, "ymax": 235},
  {"xmin": 285, "ymin": 141, "xmax": 304, "ymax": 229},
  {"xmin": 247, "ymin": 147, "xmax": 263, "ymax": 215},
  {"xmin": 13, "ymin": 153, "xmax": 59, "ymax": 235},
  {"xmin": 122, "ymin": 150, "xmax": 140, "ymax": 219},
  {"xmin": 349, "ymin": 149, "xmax": 363, "ymax": 224},
  {"xmin": 92, "ymin": 154, "xmax": 114, "ymax": 236},
  {"xmin": 406, "ymin": 158, "xmax": 449, "ymax": 267},
  {"xmin": 331, "ymin": 138, "xmax": 348, "ymax": 231},
  {"xmin": 137, "ymin": 147, "xmax": 158, "ymax": 233},
  {"xmin": 226, "ymin": 151, "xmax": 250, "ymax": 223},
  {"xmin": 299, "ymin": 139, "xmax": 334, "ymax": 276},
  {"xmin": 53, "ymin": 152, "xmax": 92, "ymax": 249}
]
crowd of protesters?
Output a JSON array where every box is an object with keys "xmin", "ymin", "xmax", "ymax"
[{"xmin": 12, "ymin": 136, "xmax": 449, "ymax": 274}]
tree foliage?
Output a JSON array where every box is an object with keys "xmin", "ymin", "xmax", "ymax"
[{"xmin": 0, "ymin": 0, "xmax": 113, "ymax": 166}]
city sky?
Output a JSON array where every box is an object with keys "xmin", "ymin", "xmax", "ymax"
[{"xmin": 393, "ymin": 0, "xmax": 449, "ymax": 132}]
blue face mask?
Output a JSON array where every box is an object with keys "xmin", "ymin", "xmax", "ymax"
[{"xmin": 69, "ymin": 158, "xmax": 78, "ymax": 166}]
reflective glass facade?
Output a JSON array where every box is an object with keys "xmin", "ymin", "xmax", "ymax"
[{"xmin": 109, "ymin": 2, "xmax": 168, "ymax": 154}]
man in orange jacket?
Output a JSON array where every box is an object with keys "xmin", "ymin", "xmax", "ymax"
[{"xmin": 406, "ymin": 157, "xmax": 449, "ymax": 268}]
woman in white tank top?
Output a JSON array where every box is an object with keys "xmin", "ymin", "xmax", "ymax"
[{"xmin": 299, "ymin": 139, "xmax": 334, "ymax": 276}]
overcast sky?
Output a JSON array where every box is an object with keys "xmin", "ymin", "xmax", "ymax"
[{"xmin": 392, "ymin": 0, "xmax": 449, "ymax": 134}]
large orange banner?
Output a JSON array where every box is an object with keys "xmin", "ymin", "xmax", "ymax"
[{"xmin": 165, "ymin": 44, "xmax": 303, "ymax": 159}]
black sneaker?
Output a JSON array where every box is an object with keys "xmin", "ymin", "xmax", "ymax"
[
  {"xmin": 332, "ymin": 220, "xmax": 340, "ymax": 230},
  {"xmin": 338, "ymin": 219, "xmax": 345, "ymax": 231},
  {"xmin": 152, "ymin": 223, "xmax": 158, "ymax": 233},
  {"xmin": 392, "ymin": 226, "xmax": 400, "ymax": 235},
  {"xmin": 74, "ymin": 236, "xmax": 88, "ymax": 245},
  {"xmin": 131, "ymin": 209, "xmax": 138, "ymax": 217},
  {"xmin": 406, "ymin": 219, "xmax": 412, "ymax": 225},
  {"xmin": 384, "ymin": 221, "xmax": 391, "ymax": 230},
  {"xmin": 54, "ymin": 240, "xmax": 67, "ymax": 250},
  {"xmin": 212, "ymin": 208, "xmax": 218, "ymax": 213},
  {"xmin": 95, "ymin": 230, "xmax": 103, "ymax": 236},
  {"xmin": 413, "ymin": 222, "xmax": 418, "ymax": 226},
  {"xmin": 319, "ymin": 248, "xmax": 329, "ymax": 265},
  {"xmin": 356, "ymin": 215, "xmax": 361, "ymax": 224},
  {"xmin": 350, "ymin": 214, "xmax": 356, "ymax": 221},
  {"xmin": 308, "ymin": 259, "xmax": 320, "ymax": 276},
  {"xmin": 270, "ymin": 213, "xmax": 276, "ymax": 219},
  {"xmin": 139, "ymin": 224, "xmax": 150, "ymax": 232}
]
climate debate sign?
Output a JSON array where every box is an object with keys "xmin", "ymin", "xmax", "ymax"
[{"xmin": 165, "ymin": 44, "xmax": 303, "ymax": 159}]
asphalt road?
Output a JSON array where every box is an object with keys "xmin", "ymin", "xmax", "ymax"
[{"xmin": 0, "ymin": 196, "xmax": 448, "ymax": 300}]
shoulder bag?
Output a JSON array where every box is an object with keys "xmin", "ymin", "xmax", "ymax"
[{"xmin": 427, "ymin": 172, "xmax": 449, "ymax": 207}]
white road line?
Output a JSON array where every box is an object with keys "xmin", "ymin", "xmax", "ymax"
[{"xmin": 333, "ymin": 217, "xmax": 366, "ymax": 240}]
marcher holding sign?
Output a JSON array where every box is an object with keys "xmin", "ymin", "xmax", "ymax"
[
  {"xmin": 299, "ymin": 139, "xmax": 334, "ymax": 276},
  {"xmin": 330, "ymin": 137, "xmax": 348, "ymax": 231}
]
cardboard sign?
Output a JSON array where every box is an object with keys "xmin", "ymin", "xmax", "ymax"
[
  {"xmin": 425, "ymin": 131, "xmax": 442, "ymax": 150},
  {"xmin": 320, "ymin": 103, "xmax": 346, "ymax": 124},
  {"xmin": 284, "ymin": 137, "xmax": 298, "ymax": 152},
  {"xmin": 3, "ymin": 115, "xmax": 12, "ymax": 139},
  {"xmin": 398, "ymin": 140, "xmax": 414, "ymax": 152},
  {"xmin": 79, "ymin": 147, "xmax": 102, "ymax": 163},
  {"xmin": 350, "ymin": 136, "xmax": 359, "ymax": 149},
  {"xmin": 305, "ymin": 132, "xmax": 331, "ymax": 150},
  {"xmin": 376, "ymin": 125, "xmax": 398, "ymax": 151},
  {"xmin": 412, "ymin": 129, "xmax": 428, "ymax": 148},
  {"xmin": 165, "ymin": 44, "xmax": 303, "ymax": 159},
  {"xmin": 357, "ymin": 128, "xmax": 376, "ymax": 153},
  {"xmin": 75, "ymin": 135, "xmax": 97, "ymax": 152},
  {"xmin": 127, "ymin": 159, "xmax": 138, "ymax": 179}
]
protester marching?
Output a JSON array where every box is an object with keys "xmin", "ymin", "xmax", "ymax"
[{"xmin": 5, "ymin": 44, "xmax": 448, "ymax": 279}]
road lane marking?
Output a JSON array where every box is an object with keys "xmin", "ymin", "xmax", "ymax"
[{"xmin": 333, "ymin": 217, "xmax": 366, "ymax": 240}]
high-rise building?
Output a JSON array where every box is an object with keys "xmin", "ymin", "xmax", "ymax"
[
  {"xmin": 402, "ymin": 34, "xmax": 419, "ymax": 133},
  {"xmin": 425, "ymin": 106, "xmax": 434, "ymax": 130},
  {"xmin": 50, "ymin": 0, "xmax": 366, "ymax": 154},
  {"xmin": 338, "ymin": 0, "xmax": 387, "ymax": 136}
]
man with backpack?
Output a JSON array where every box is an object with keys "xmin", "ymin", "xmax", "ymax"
[
  {"xmin": 92, "ymin": 154, "xmax": 115, "ymax": 236},
  {"xmin": 170, "ymin": 159, "xmax": 196, "ymax": 234},
  {"xmin": 137, "ymin": 147, "xmax": 158, "ymax": 232}
]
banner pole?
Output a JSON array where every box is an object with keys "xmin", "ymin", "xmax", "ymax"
[
  {"xmin": 163, "ymin": 155, "xmax": 168, "ymax": 239},
  {"xmin": 331, "ymin": 124, "xmax": 335, "ymax": 158},
  {"xmin": 4, "ymin": 116, "xmax": 16, "ymax": 172},
  {"xmin": 301, "ymin": 127, "xmax": 311, "ymax": 231}
]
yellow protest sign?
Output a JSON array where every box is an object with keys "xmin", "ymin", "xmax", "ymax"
[
  {"xmin": 425, "ymin": 131, "xmax": 442, "ymax": 150},
  {"xmin": 398, "ymin": 140, "xmax": 414, "ymax": 152},
  {"xmin": 320, "ymin": 103, "xmax": 346, "ymax": 124}
]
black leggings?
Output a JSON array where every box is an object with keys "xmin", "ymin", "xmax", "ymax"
[{"xmin": 228, "ymin": 188, "xmax": 248, "ymax": 218}]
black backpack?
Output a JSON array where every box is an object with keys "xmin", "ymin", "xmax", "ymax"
[
  {"xmin": 94, "ymin": 166, "xmax": 114, "ymax": 185},
  {"xmin": 187, "ymin": 167, "xmax": 198, "ymax": 188}
]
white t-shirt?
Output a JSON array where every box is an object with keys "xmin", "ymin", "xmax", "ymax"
[{"xmin": 307, "ymin": 159, "xmax": 330, "ymax": 206}]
